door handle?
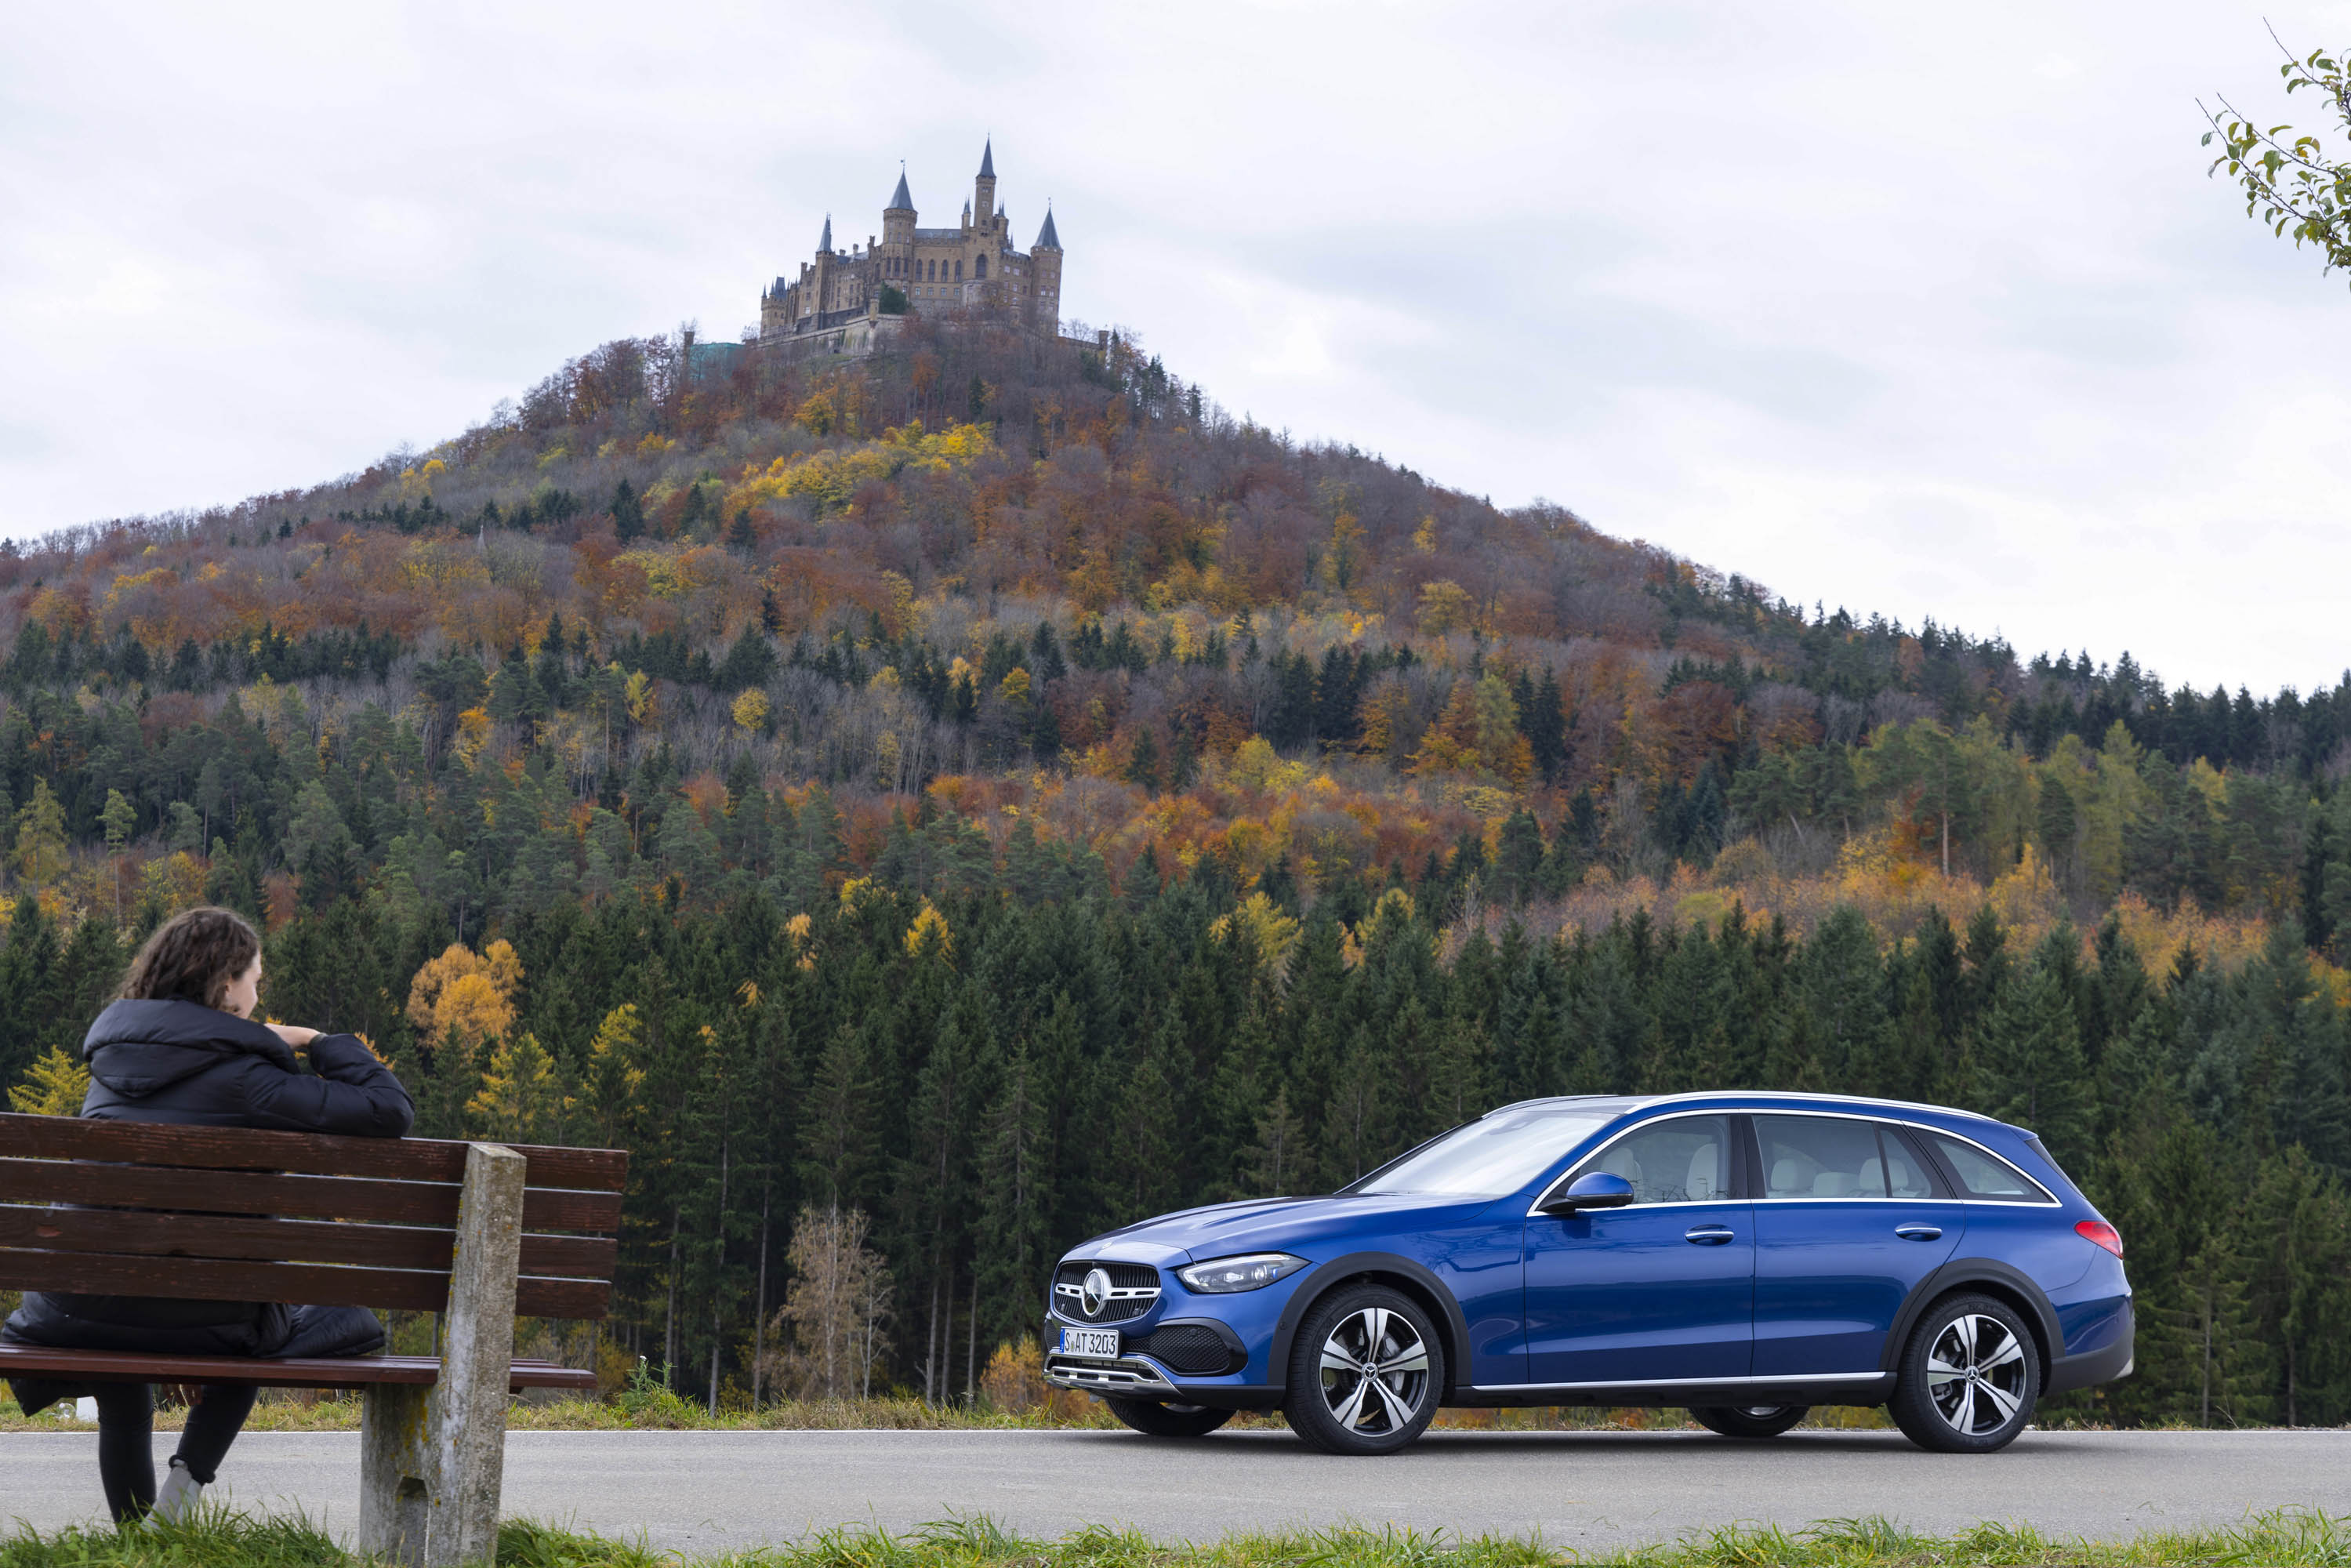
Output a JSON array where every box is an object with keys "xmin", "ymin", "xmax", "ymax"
[
  {"xmin": 1684, "ymin": 1225, "xmax": 1736, "ymax": 1245},
  {"xmin": 1895, "ymin": 1224, "xmax": 1943, "ymax": 1241}
]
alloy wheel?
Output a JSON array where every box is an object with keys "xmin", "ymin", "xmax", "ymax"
[
  {"xmin": 1318, "ymin": 1305, "xmax": 1430, "ymax": 1434},
  {"xmin": 1926, "ymin": 1312, "xmax": 2028, "ymax": 1436}
]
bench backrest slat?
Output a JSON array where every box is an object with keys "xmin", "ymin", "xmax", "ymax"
[
  {"xmin": 0, "ymin": 1113, "xmax": 625, "ymax": 1191},
  {"xmin": 0, "ymin": 1205, "xmax": 617, "ymax": 1279},
  {"xmin": 11, "ymin": 1248, "xmax": 610, "ymax": 1317},
  {"xmin": 0, "ymin": 1112, "xmax": 626, "ymax": 1319},
  {"xmin": 0, "ymin": 1155, "xmax": 622, "ymax": 1231}
]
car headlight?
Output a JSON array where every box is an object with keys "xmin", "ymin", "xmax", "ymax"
[{"xmin": 1177, "ymin": 1253, "xmax": 1308, "ymax": 1293}]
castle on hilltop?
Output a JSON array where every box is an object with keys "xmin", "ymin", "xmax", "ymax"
[{"xmin": 758, "ymin": 139, "xmax": 1063, "ymax": 358}]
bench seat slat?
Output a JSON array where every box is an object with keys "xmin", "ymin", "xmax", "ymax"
[
  {"xmin": 0, "ymin": 1204, "xmax": 617, "ymax": 1279},
  {"xmin": 0, "ymin": 1112, "xmax": 626, "ymax": 1192},
  {"xmin": 0, "ymin": 1247, "xmax": 612, "ymax": 1319},
  {"xmin": 0, "ymin": 1158, "xmax": 622, "ymax": 1232},
  {"xmin": 0, "ymin": 1341, "xmax": 597, "ymax": 1391}
]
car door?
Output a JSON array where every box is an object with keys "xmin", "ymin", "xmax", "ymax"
[
  {"xmin": 1521, "ymin": 1112, "xmax": 1754, "ymax": 1386},
  {"xmin": 1750, "ymin": 1114, "xmax": 1964, "ymax": 1377}
]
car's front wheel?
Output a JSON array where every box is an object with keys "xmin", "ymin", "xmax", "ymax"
[
  {"xmin": 1888, "ymin": 1292, "xmax": 2040, "ymax": 1453},
  {"xmin": 1283, "ymin": 1283, "xmax": 1443, "ymax": 1455},
  {"xmin": 1104, "ymin": 1397, "xmax": 1233, "ymax": 1437},
  {"xmin": 1689, "ymin": 1403, "xmax": 1808, "ymax": 1439}
]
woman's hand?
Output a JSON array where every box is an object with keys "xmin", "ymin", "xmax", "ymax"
[{"xmin": 266, "ymin": 1023, "xmax": 322, "ymax": 1048}]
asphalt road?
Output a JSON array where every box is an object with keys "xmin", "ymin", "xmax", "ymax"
[{"xmin": 7, "ymin": 1428, "xmax": 2349, "ymax": 1553}]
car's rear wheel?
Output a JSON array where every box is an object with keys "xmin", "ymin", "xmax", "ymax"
[
  {"xmin": 1283, "ymin": 1283, "xmax": 1443, "ymax": 1455},
  {"xmin": 1888, "ymin": 1292, "xmax": 2040, "ymax": 1453},
  {"xmin": 1104, "ymin": 1397, "xmax": 1233, "ymax": 1437},
  {"xmin": 1689, "ymin": 1403, "xmax": 1808, "ymax": 1439}
]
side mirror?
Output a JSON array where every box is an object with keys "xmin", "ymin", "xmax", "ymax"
[{"xmin": 1541, "ymin": 1171, "xmax": 1634, "ymax": 1214}]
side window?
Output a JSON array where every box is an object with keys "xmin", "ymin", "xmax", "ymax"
[
  {"xmin": 1569, "ymin": 1116, "xmax": 1735, "ymax": 1205},
  {"xmin": 1925, "ymin": 1132, "xmax": 2052, "ymax": 1203},
  {"xmin": 1881, "ymin": 1128, "xmax": 1936, "ymax": 1198},
  {"xmin": 1756, "ymin": 1115, "xmax": 1904, "ymax": 1199}
]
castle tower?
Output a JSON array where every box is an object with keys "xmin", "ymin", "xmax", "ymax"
[
  {"xmin": 974, "ymin": 139, "xmax": 997, "ymax": 231},
  {"xmin": 883, "ymin": 168, "xmax": 915, "ymax": 245},
  {"xmin": 1031, "ymin": 205, "xmax": 1062, "ymax": 327}
]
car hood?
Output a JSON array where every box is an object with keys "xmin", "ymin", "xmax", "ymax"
[{"xmin": 1072, "ymin": 1191, "xmax": 1501, "ymax": 1264}]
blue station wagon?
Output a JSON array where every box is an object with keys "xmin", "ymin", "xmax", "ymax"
[{"xmin": 1043, "ymin": 1092, "xmax": 2133, "ymax": 1455}]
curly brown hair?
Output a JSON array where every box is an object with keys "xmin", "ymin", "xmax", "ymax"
[{"xmin": 120, "ymin": 906, "xmax": 262, "ymax": 1012}]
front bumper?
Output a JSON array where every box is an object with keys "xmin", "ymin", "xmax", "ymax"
[{"xmin": 1043, "ymin": 1352, "xmax": 1183, "ymax": 1397}]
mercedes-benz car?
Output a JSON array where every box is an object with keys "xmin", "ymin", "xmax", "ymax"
[{"xmin": 1043, "ymin": 1091, "xmax": 2132, "ymax": 1455}]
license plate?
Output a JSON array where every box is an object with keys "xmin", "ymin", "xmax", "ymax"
[{"xmin": 1060, "ymin": 1327, "xmax": 1119, "ymax": 1359}]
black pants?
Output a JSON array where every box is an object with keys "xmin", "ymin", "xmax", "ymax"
[{"xmin": 93, "ymin": 1381, "xmax": 258, "ymax": 1522}]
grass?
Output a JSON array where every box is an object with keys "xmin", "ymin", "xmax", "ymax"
[{"xmin": 11, "ymin": 1508, "xmax": 2351, "ymax": 1568}]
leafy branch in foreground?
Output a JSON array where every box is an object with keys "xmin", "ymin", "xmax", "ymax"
[{"xmin": 2202, "ymin": 30, "xmax": 2351, "ymax": 278}]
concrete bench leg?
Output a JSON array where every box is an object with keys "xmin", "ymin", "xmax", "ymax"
[
  {"xmin": 357, "ymin": 1142, "xmax": 526, "ymax": 1568},
  {"xmin": 360, "ymin": 1382, "xmax": 434, "ymax": 1565}
]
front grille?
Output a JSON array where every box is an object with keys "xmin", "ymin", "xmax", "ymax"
[
  {"xmin": 1134, "ymin": 1323, "xmax": 1232, "ymax": 1374},
  {"xmin": 1052, "ymin": 1261, "xmax": 1161, "ymax": 1323}
]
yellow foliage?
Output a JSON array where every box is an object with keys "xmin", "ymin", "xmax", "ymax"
[
  {"xmin": 1210, "ymin": 892, "xmax": 1301, "ymax": 986},
  {"xmin": 103, "ymin": 566, "xmax": 179, "ymax": 612},
  {"xmin": 1412, "ymin": 516, "xmax": 1439, "ymax": 554},
  {"xmin": 615, "ymin": 546, "xmax": 732, "ymax": 601},
  {"xmin": 140, "ymin": 851, "xmax": 209, "ymax": 915},
  {"xmin": 466, "ymin": 1032, "xmax": 568, "ymax": 1143},
  {"xmin": 399, "ymin": 539, "xmax": 491, "ymax": 593},
  {"xmin": 584, "ymin": 1004, "xmax": 647, "ymax": 1142},
  {"xmin": 1417, "ymin": 579, "xmax": 1473, "ymax": 635},
  {"xmin": 905, "ymin": 900, "xmax": 955, "ymax": 964},
  {"xmin": 452, "ymin": 706, "xmax": 494, "ymax": 769},
  {"xmin": 8, "ymin": 1044, "xmax": 89, "ymax": 1116},
  {"xmin": 637, "ymin": 434, "xmax": 673, "ymax": 456},
  {"xmin": 727, "ymin": 421, "xmax": 998, "ymax": 517},
  {"xmin": 732, "ymin": 688, "xmax": 771, "ymax": 734},
  {"xmin": 624, "ymin": 670, "xmax": 657, "ymax": 724},
  {"xmin": 881, "ymin": 571, "xmax": 916, "ymax": 636},
  {"xmin": 785, "ymin": 910, "xmax": 816, "ymax": 971},
  {"xmin": 1226, "ymin": 735, "xmax": 1308, "ymax": 794},
  {"xmin": 999, "ymin": 667, "xmax": 1032, "ymax": 702},
  {"xmin": 406, "ymin": 940, "xmax": 524, "ymax": 1051}
]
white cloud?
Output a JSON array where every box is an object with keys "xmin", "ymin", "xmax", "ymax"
[{"xmin": 3, "ymin": 0, "xmax": 2349, "ymax": 692}]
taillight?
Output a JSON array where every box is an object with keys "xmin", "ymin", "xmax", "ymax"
[{"xmin": 2076, "ymin": 1219, "xmax": 2124, "ymax": 1258}]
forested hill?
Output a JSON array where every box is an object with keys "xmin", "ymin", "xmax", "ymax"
[{"xmin": 0, "ymin": 308, "xmax": 2348, "ymax": 1428}]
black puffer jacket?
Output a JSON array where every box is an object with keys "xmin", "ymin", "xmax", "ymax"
[{"xmin": 3, "ymin": 999, "xmax": 415, "ymax": 1357}]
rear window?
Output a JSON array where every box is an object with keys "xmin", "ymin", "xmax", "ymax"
[{"xmin": 1925, "ymin": 1131, "xmax": 2053, "ymax": 1203}]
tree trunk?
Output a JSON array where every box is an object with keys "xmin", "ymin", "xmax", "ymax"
[
  {"xmin": 967, "ymin": 1267, "xmax": 978, "ymax": 1403},
  {"xmin": 751, "ymin": 1184, "xmax": 771, "ymax": 1409},
  {"xmin": 665, "ymin": 1207, "xmax": 681, "ymax": 1385}
]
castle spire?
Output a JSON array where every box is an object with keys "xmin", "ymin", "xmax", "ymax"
[
  {"xmin": 818, "ymin": 213, "xmax": 833, "ymax": 252},
  {"xmin": 888, "ymin": 165, "xmax": 912, "ymax": 212},
  {"xmin": 1034, "ymin": 204, "xmax": 1060, "ymax": 250},
  {"xmin": 978, "ymin": 138, "xmax": 995, "ymax": 178}
]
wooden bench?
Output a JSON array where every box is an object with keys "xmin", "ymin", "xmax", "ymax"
[{"xmin": 0, "ymin": 1112, "xmax": 626, "ymax": 1566}]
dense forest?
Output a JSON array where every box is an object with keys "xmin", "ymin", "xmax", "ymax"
[{"xmin": 0, "ymin": 307, "xmax": 2346, "ymax": 1426}]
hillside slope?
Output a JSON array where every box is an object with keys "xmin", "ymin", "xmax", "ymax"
[{"xmin": 0, "ymin": 310, "xmax": 2346, "ymax": 1427}]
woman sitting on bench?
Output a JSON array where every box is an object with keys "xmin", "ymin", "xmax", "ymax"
[{"xmin": 2, "ymin": 906, "xmax": 414, "ymax": 1524}]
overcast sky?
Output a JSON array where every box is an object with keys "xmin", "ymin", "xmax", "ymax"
[{"xmin": 4, "ymin": 1, "xmax": 2349, "ymax": 695}]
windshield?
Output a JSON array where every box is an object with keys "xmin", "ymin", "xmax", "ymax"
[{"xmin": 1353, "ymin": 1105, "xmax": 1617, "ymax": 1196}]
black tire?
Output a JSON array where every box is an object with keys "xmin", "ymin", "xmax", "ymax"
[
  {"xmin": 1689, "ymin": 1403, "xmax": 1809, "ymax": 1439},
  {"xmin": 1104, "ymin": 1397, "xmax": 1233, "ymax": 1437},
  {"xmin": 1888, "ymin": 1291, "xmax": 2041, "ymax": 1454},
  {"xmin": 1282, "ymin": 1283, "xmax": 1444, "ymax": 1456}
]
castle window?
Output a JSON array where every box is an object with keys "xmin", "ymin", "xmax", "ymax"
[
  {"xmin": 955, "ymin": 260, "xmax": 964, "ymax": 281},
  {"xmin": 974, "ymin": 256, "xmax": 987, "ymax": 279}
]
